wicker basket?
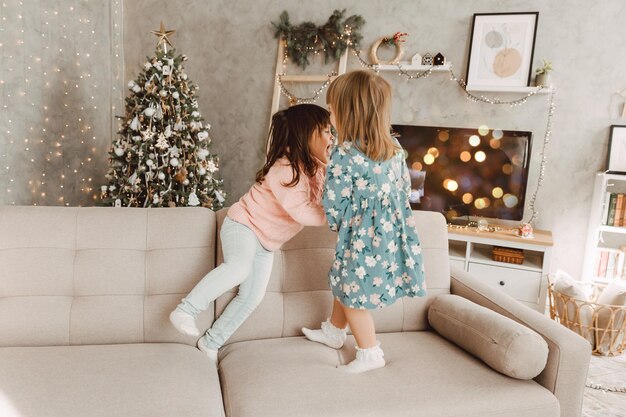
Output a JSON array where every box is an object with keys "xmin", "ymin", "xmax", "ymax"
[
  {"xmin": 548, "ymin": 280, "xmax": 626, "ymax": 356},
  {"xmin": 492, "ymin": 246, "xmax": 524, "ymax": 264}
]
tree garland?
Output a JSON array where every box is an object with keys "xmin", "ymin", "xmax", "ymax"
[{"xmin": 272, "ymin": 9, "xmax": 365, "ymax": 69}]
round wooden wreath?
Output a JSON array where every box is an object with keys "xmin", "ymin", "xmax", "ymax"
[{"xmin": 369, "ymin": 32, "xmax": 407, "ymax": 65}]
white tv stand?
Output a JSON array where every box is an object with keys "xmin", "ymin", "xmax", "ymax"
[{"xmin": 447, "ymin": 225, "xmax": 553, "ymax": 312}]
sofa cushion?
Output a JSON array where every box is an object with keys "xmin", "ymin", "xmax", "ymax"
[
  {"xmin": 0, "ymin": 206, "xmax": 215, "ymax": 347},
  {"xmin": 596, "ymin": 282, "xmax": 626, "ymax": 354},
  {"xmin": 213, "ymin": 209, "xmax": 451, "ymax": 345},
  {"xmin": 0, "ymin": 343, "xmax": 224, "ymax": 417},
  {"xmin": 217, "ymin": 331, "xmax": 559, "ymax": 417},
  {"xmin": 428, "ymin": 294, "xmax": 549, "ymax": 379}
]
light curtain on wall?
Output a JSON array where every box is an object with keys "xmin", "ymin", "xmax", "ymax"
[{"xmin": 0, "ymin": 0, "xmax": 123, "ymax": 206}]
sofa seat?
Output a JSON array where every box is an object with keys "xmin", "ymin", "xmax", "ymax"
[
  {"xmin": 0, "ymin": 343, "xmax": 223, "ymax": 417},
  {"xmin": 218, "ymin": 331, "xmax": 560, "ymax": 417}
]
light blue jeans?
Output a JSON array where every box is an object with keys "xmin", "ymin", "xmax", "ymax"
[{"xmin": 177, "ymin": 217, "xmax": 274, "ymax": 350}]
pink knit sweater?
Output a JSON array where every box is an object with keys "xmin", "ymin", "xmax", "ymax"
[{"xmin": 227, "ymin": 157, "xmax": 327, "ymax": 251}]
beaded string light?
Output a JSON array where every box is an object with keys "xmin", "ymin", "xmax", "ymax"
[
  {"xmin": 277, "ymin": 72, "xmax": 336, "ymax": 106},
  {"xmin": 276, "ymin": 38, "xmax": 337, "ymax": 105},
  {"xmin": 0, "ymin": 0, "xmax": 123, "ymax": 206}
]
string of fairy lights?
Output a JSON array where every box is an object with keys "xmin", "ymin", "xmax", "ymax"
[
  {"xmin": 0, "ymin": 0, "xmax": 123, "ymax": 206},
  {"xmin": 276, "ymin": 25, "xmax": 556, "ymax": 225}
]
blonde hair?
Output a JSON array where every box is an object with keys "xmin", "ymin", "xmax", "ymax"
[{"xmin": 326, "ymin": 70, "xmax": 400, "ymax": 161}]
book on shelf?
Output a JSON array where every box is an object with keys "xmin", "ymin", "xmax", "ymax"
[
  {"xmin": 602, "ymin": 192, "xmax": 626, "ymax": 227},
  {"xmin": 601, "ymin": 191, "xmax": 611, "ymax": 225},
  {"xmin": 594, "ymin": 247, "xmax": 626, "ymax": 281},
  {"xmin": 606, "ymin": 193, "xmax": 617, "ymax": 225},
  {"xmin": 613, "ymin": 194, "xmax": 624, "ymax": 226}
]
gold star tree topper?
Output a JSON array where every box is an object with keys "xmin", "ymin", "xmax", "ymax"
[{"xmin": 151, "ymin": 21, "xmax": 176, "ymax": 52}]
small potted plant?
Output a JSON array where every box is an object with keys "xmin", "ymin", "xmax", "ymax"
[{"xmin": 534, "ymin": 59, "xmax": 554, "ymax": 87}]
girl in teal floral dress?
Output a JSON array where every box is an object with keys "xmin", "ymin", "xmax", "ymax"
[{"xmin": 303, "ymin": 70, "xmax": 426, "ymax": 373}]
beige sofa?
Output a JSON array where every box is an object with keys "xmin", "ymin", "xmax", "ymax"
[{"xmin": 0, "ymin": 206, "xmax": 590, "ymax": 417}]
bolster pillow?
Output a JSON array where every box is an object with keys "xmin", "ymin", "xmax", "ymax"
[{"xmin": 428, "ymin": 294, "xmax": 549, "ymax": 380}]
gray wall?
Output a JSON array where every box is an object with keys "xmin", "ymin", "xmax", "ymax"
[{"xmin": 124, "ymin": 0, "xmax": 626, "ymax": 279}]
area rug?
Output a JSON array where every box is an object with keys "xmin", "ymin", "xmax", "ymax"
[{"xmin": 583, "ymin": 354, "xmax": 626, "ymax": 417}]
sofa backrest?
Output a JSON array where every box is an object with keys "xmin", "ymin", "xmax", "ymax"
[
  {"xmin": 0, "ymin": 206, "xmax": 216, "ymax": 347},
  {"xmin": 214, "ymin": 208, "xmax": 450, "ymax": 345}
]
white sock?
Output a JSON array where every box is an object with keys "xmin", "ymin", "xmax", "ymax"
[
  {"xmin": 302, "ymin": 319, "xmax": 347, "ymax": 349},
  {"xmin": 339, "ymin": 342, "xmax": 385, "ymax": 373},
  {"xmin": 197, "ymin": 337, "xmax": 219, "ymax": 365},
  {"xmin": 169, "ymin": 309, "xmax": 200, "ymax": 337}
]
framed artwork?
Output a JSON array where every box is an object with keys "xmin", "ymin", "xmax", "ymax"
[
  {"xmin": 607, "ymin": 125, "xmax": 626, "ymax": 174},
  {"xmin": 466, "ymin": 12, "xmax": 539, "ymax": 88}
]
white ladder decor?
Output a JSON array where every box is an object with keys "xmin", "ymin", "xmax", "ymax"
[{"xmin": 270, "ymin": 38, "xmax": 348, "ymax": 115}]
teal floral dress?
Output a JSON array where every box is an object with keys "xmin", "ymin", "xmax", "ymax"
[{"xmin": 323, "ymin": 141, "xmax": 427, "ymax": 310}]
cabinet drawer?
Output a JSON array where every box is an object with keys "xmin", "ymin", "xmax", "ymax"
[
  {"xmin": 467, "ymin": 263, "xmax": 542, "ymax": 303},
  {"xmin": 449, "ymin": 258, "xmax": 465, "ymax": 271}
]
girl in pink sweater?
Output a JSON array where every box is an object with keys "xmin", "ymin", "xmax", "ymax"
[{"xmin": 170, "ymin": 104, "xmax": 333, "ymax": 363}]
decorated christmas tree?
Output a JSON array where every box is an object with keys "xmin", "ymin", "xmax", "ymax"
[{"xmin": 102, "ymin": 22, "xmax": 225, "ymax": 209}]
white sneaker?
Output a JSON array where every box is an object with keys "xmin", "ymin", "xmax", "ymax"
[
  {"xmin": 302, "ymin": 319, "xmax": 347, "ymax": 349},
  {"xmin": 197, "ymin": 337, "xmax": 219, "ymax": 365},
  {"xmin": 169, "ymin": 309, "xmax": 200, "ymax": 337},
  {"xmin": 339, "ymin": 343, "xmax": 385, "ymax": 373}
]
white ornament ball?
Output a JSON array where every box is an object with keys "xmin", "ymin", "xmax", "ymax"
[
  {"xmin": 170, "ymin": 158, "xmax": 179, "ymax": 167},
  {"xmin": 182, "ymin": 74, "xmax": 187, "ymax": 80},
  {"xmin": 114, "ymin": 148, "xmax": 124, "ymax": 157},
  {"xmin": 128, "ymin": 80, "xmax": 136, "ymax": 88},
  {"xmin": 198, "ymin": 167, "xmax": 207, "ymax": 175},
  {"xmin": 158, "ymin": 172, "xmax": 166, "ymax": 180},
  {"xmin": 159, "ymin": 90, "xmax": 168, "ymax": 97},
  {"xmin": 144, "ymin": 62, "xmax": 152, "ymax": 69},
  {"xmin": 132, "ymin": 85, "xmax": 141, "ymax": 93},
  {"xmin": 172, "ymin": 92, "xmax": 179, "ymax": 100},
  {"xmin": 144, "ymin": 107, "xmax": 155, "ymax": 117},
  {"xmin": 192, "ymin": 111, "xmax": 199, "ymax": 118},
  {"xmin": 182, "ymin": 179, "xmax": 190, "ymax": 185},
  {"xmin": 197, "ymin": 131, "xmax": 209, "ymax": 141},
  {"xmin": 149, "ymin": 153, "xmax": 155, "ymax": 159},
  {"xmin": 146, "ymin": 159, "xmax": 154, "ymax": 167}
]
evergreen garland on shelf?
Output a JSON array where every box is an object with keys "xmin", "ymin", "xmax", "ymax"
[{"xmin": 272, "ymin": 9, "xmax": 365, "ymax": 69}]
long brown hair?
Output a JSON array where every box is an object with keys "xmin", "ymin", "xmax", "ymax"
[
  {"xmin": 256, "ymin": 104, "xmax": 330, "ymax": 186},
  {"xmin": 326, "ymin": 70, "xmax": 399, "ymax": 161}
]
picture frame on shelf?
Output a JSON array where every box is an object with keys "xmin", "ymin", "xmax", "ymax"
[
  {"xmin": 606, "ymin": 125, "xmax": 626, "ymax": 174},
  {"xmin": 466, "ymin": 12, "xmax": 539, "ymax": 88}
]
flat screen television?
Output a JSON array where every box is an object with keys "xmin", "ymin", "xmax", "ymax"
[{"xmin": 392, "ymin": 124, "xmax": 532, "ymax": 222}]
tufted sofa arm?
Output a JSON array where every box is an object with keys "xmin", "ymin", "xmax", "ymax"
[{"xmin": 449, "ymin": 266, "xmax": 591, "ymax": 417}]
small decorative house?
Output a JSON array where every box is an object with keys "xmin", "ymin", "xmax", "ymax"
[
  {"xmin": 421, "ymin": 52, "xmax": 433, "ymax": 66},
  {"xmin": 411, "ymin": 52, "xmax": 423, "ymax": 66},
  {"xmin": 434, "ymin": 52, "xmax": 446, "ymax": 66}
]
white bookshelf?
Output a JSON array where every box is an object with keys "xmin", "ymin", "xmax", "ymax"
[{"xmin": 582, "ymin": 172, "xmax": 626, "ymax": 282}]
